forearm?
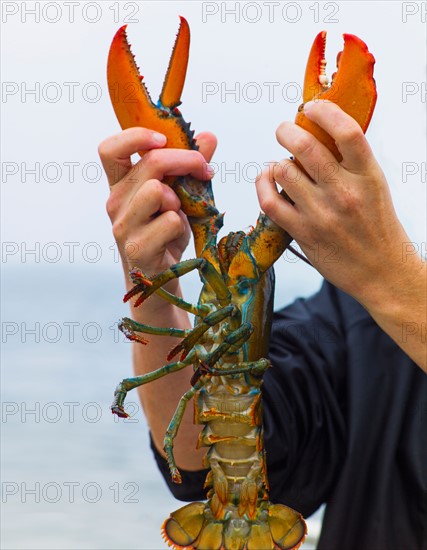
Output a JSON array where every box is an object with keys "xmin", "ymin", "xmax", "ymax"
[{"xmin": 358, "ymin": 254, "xmax": 427, "ymax": 372}]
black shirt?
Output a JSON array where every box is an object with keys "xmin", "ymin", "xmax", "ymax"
[{"xmin": 151, "ymin": 281, "xmax": 427, "ymax": 550}]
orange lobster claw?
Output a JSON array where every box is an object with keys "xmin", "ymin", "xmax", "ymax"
[
  {"xmin": 107, "ymin": 17, "xmax": 194, "ymax": 152},
  {"xmin": 107, "ymin": 17, "xmax": 223, "ymax": 266},
  {"xmin": 295, "ymin": 31, "xmax": 377, "ymax": 161}
]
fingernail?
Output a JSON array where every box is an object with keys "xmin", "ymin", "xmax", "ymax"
[
  {"xmin": 206, "ymin": 163, "xmax": 215, "ymax": 177},
  {"xmin": 304, "ymin": 100, "xmax": 315, "ymax": 112},
  {"xmin": 152, "ymin": 131, "xmax": 167, "ymax": 144}
]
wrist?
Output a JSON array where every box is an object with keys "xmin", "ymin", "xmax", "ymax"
[
  {"xmin": 357, "ymin": 252, "xmax": 426, "ymax": 324},
  {"xmin": 354, "ymin": 252, "xmax": 426, "ymax": 371}
]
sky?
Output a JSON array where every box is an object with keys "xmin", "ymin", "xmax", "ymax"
[{"xmin": 2, "ymin": 0, "xmax": 426, "ymax": 306}]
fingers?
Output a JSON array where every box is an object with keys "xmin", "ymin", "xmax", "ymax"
[
  {"xmin": 113, "ymin": 147, "xmax": 215, "ymax": 210},
  {"xmin": 113, "ymin": 179, "xmax": 181, "ymax": 234},
  {"xmin": 109, "ymin": 180, "xmax": 190, "ymax": 273},
  {"xmin": 144, "ymin": 210, "xmax": 187, "ymax": 249},
  {"xmin": 273, "ymin": 159, "xmax": 318, "ymax": 208},
  {"xmin": 98, "ymin": 127, "xmax": 167, "ymax": 186},
  {"xmin": 103, "ymin": 130, "xmax": 216, "ymax": 222},
  {"xmin": 128, "ymin": 210, "xmax": 187, "ymax": 265},
  {"xmin": 255, "ymin": 164, "xmax": 300, "ymax": 238},
  {"xmin": 110, "ymin": 145, "xmax": 215, "ymax": 210},
  {"xmin": 99, "ymin": 128, "xmax": 217, "ymax": 189},
  {"xmin": 276, "ymin": 121, "xmax": 339, "ymax": 185},
  {"xmin": 135, "ymin": 147, "xmax": 215, "ymax": 185},
  {"xmin": 118, "ymin": 210, "xmax": 189, "ymax": 273},
  {"xmin": 100, "ymin": 127, "xmax": 217, "ymax": 278},
  {"xmin": 303, "ymin": 100, "xmax": 374, "ymax": 173},
  {"xmin": 194, "ymin": 132, "xmax": 217, "ymax": 163}
]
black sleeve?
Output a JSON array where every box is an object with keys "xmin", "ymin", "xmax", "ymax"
[
  {"xmin": 150, "ymin": 434, "xmax": 209, "ymax": 501},
  {"xmin": 149, "ymin": 280, "xmax": 348, "ymax": 514}
]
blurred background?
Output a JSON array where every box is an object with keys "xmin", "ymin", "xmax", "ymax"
[{"xmin": 2, "ymin": 1, "xmax": 425, "ymax": 548}]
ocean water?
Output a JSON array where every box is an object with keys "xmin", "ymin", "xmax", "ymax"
[{"xmin": 1, "ymin": 264, "xmax": 323, "ymax": 549}]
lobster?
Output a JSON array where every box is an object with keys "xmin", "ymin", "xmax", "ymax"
[{"xmin": 107, "ymin": 17, "xmax": 376, "ymax": 550}]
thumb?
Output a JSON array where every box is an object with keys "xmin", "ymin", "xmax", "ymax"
[{"xmin": 194, "ymin": 132, "xmax": 217, "ymax": 163}]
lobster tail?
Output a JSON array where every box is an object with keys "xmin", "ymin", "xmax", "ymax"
[
  {"xmin": 162, "ymin": 502, "xmax": 206, "ymax": 548},
  {"xmin": 268, "ymin": 503, "xmax": 308, "ymax": 549},
  {"xmin": 161, "ymin": 501, "xmax": 306, "ymax": 550}
]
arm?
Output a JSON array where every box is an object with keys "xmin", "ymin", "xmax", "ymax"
[
  {"xmin": 98, "ymin": 128, "xmax": 217, "ymax": 470},
  {"xmin": 256, "ymin": 101, "xmax": 426, "ymax": 372}
]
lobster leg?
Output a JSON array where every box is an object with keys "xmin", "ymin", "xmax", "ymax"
[
  {"xmin": 199, "ymin": 358, "xmax": 271, "ymax": 378},
  {"xmin": 119, "ymin": 317, "xmax": 190, "ymax": 345},
  {"xmin": 163, "ymin": 380, "xmax": 205, "ymax": 483},
  {"xmin": 124, "ymin": 259, "xmax": 230, "ymax": 308},
  {"xmin": 168, "ymin": 304, "xmax": 240, "ymax": 361},
  {"xmin": 155, "ymin": 287, "xmax": 211, "ymax": 316},
  {"xmin": 203, "ymin": 324, "xmax": 254, "ymax": 367},
  {"xmin": 111, "ymin": 351, "xmax": 196, "ymax": 418},
  {"xmin": 112, "ymin": 324, "xmax": 253, "ymax": 418},
  {"xmin": 190, "ymin": 324, "xmax": 254, "ymax": 386}
]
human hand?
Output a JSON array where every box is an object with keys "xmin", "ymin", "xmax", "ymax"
[
  {"xmin": 255, "ymin": 100, "xmax": 414, "ymax": 310},
  {"xmin": 98, "ymin": 128, "xmax": 217, "ymax": 298}
]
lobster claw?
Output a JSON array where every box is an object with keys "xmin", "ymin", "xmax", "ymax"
[
  {"xmin": 107, "ymin": 18, "xmax": 223, "ymax": 266},
  {"xmin": 248, "ymin": 32, "xmax": 377, "ymax": 273},
  {"xmin": 107, "ymin": 17, "xmax": 195, "ymax": 151},
  {"xmin": 295, "ymin": 31, "xmax": 377, "ymax": 161}
]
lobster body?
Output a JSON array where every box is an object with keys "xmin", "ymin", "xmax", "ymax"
[
  {"xmin": 162, "ymin": 267, "xmax": 302, "ymax": 549},
  {"xmin": 107, "ymin": 17, "xmax": 376, "ymax": 550},
  {"xmin": 158, "ymin": 257, "xmax": 308, "ymax": 549}
]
